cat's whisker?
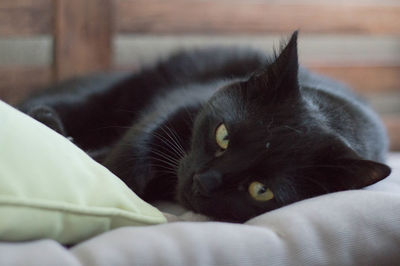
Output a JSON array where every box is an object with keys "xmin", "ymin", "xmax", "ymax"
[
  {"xmin": 152, "ymin": 166, "xmax": 177, "ymax": 173},
  {"xmin": 147, "ymin": 163, "xmax": 177, "ymax": 174},
  {"xmin": 108, "ymin": 143, "xmax": 180, "ymax": 172},
  {"xmin": 147, "ymin": 139, "xmax": 179, "ymax": 156},
  {"xmin": 149, "ymin": 134, "xmax": 180, "ymax": 158},
  {"xmin": 150, "ymin": 160, "xmax": 177, "ymax": 171},
  {"xmin": 159, "ymin": 125, "xmax": 186, "ymax": 156},
  {"xmin": 150, "ymin": 149, "xmax": 180, "ymax": 164},
  {"xmin": 120, "ymin": 155, "xmax": 177, "ymax": 174},
  {"xmin": 164, "ymin": 124, "xmax": 187, "ymax": 156},
  {"xmin": 283, "ymin": 125, "xmax": 302, "ymax": 134},
  {"xmin": 152, "ymin": 153, "xmax": 178, "ymax": 167},
  {"xmin": 158, "ymin": 126, "xmax": 186, "ymax": 157},
  {"xmin": 151, "ymin": 131, "xmax": 185, "ymax": 159},
  {"xmin": 148, "ymin": 133, "xmax": 181, "ymax": 156},
  {"xmin": 150, "ymin": 149, "xmax": 181, "ymax": 166}
]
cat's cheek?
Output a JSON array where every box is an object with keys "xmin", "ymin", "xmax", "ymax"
[
  {"xmin": 176, "ymin": 155, "xmax": 195, "ymax": 201},
  {"xmin": 177, "ymin": 155, "xmax": 190, "ymax": 183},
  {"xmin": 175, "ymin": 180, "xmax": 199, "ymax": 213}
]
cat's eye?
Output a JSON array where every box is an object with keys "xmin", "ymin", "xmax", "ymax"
[
  {"xmin": 248, "ymin": 181, "xmax": 274, "ymax": 201},
  {"xmin": 215, "ymin": 123, "xmax": 229, "ymax": 150}
]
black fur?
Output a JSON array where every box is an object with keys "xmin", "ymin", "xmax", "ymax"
[{"xmin": 19, "ymin": 32, "xmax": 391, "ymax": 222}]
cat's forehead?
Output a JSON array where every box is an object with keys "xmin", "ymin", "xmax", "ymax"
[{"xmin": 205, "ymin": 85, "xmax": 252, "ymax": 122}]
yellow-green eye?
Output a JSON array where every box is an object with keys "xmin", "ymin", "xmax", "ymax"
[
  {"xmin": 248, "ymin": 181, "xmax": 274, "ymax": 201},
  {"xmin": 215, "ymin": 123, "xmax": 229, "ymax": 150}
]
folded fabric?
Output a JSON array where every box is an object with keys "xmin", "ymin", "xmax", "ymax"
[{"xmin": 0, "ymin": 100, "xmax": 166, "ymax": 245}]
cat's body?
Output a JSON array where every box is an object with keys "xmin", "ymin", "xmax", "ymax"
[{"xmin": 20, "ymin": 33, "xmax": 390, "ymax": 222}]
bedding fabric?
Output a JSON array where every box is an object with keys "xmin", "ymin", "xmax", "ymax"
[
  {"xmin": 1, "ymin": 153, "xmax": 400, "ymax": 265},
  {"xmin": 0, "ymin": 101, "xmax": 166, "ymax": 245}
]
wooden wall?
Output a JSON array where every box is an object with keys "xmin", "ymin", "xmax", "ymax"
[{"xmin": 0, "ymin": 0, "xmax": 399, "ymax": 149}]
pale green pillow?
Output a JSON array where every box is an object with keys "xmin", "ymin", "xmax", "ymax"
[{"xmin": 0, "ymin": 100, "xmax": 166, "ymax": 244}]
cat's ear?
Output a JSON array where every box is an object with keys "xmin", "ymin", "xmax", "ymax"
[
  {"xmin": 246, "ymin": 31, "xmax": 299, "ymax": 101},
  {"xmin": 309, "ymin": 144, "xmax": 391, "ymax": 193},
  {"xmin": 325, "ymin": 158, "xmax": 391, "ymax": 190}
]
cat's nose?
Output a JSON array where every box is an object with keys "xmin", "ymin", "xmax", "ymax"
[{"xmin": 192, "ymin": 170, "xmax": 222, "ymax": 196}]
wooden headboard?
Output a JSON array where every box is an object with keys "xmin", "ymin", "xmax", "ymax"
[{"xmin": 1, "ymin": 0, "xmax": 399, "ymax": 149}]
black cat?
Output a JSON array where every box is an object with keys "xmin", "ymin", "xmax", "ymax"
[{"xmin": 19, "ymin": 32, "xmax": 391, "ymax": 222}]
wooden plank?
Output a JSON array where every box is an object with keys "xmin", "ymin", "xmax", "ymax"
[
  {"xmin": 308, "ymin": 66, "xmax": 400, "ymax": 94},
  {"xmin": 0, "ymin": 0, "xmax": 53, "ymax": 36},
  {"xmin": 366, "ymin": 93, "xmax": 400, "ymax": 116},
  {"xmin": 383, "ymin": 116, "xmax": 400, "ymax": 151},
  {"xmin": 53, "ymin": 0, "xmax": 113, "ymax": 81},
  {"xmin": 0, "ymin": 67, "xmax": 52, "ymax": 105},
  {"xmin": 113, "ymin": 34, "xmax": 400, "ymax": 66},
  {"xmin": 115, "ymin": 0, "xmax": 400, "ymax": 34},
  {"xmin": 0, "ymin": 37, "xmax": 51, "ymax": 66}
]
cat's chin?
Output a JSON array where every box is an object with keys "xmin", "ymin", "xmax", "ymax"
[
  {"xmin": 176, "ymin": 173, "xmax": 209, "ymax": 216},
  {"xmin": 176, "ymin": 187, "xmax": 201, "ymax": 213},
  {"xmin": 176, "ymin": 188, "xmax": 246, "ymax": 223}
]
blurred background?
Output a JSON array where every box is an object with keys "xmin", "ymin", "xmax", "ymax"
[{"xmin": 0, "ymin": 0, "xmax": 399, "ymax": 150}]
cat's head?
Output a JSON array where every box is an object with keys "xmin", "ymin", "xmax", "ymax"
[{"xmin": 177, "ymin": 32, "xmax": 391, "ymax": 222}]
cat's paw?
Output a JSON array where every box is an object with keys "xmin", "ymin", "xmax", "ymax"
[{"xmin": 26, "ymin": 105, "xmax": 66, "ymax": 135}]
